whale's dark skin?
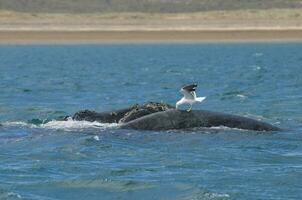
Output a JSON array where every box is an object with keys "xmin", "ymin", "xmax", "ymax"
[
  {"xmin": 70, "ymin": 102, "xmax": 281, "ymax": 131},
  {"xmin": 120, "ymin": 109, "xmax": 281, "ymax": 131}
]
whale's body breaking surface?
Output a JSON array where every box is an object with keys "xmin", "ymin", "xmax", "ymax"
[
  {"xmin": 70, "ymin": 102, "xmax": 281, "ymax": 131},
  {"xmin": 120, "ymin": 109, "xmax": 280, "ymax": 131}
]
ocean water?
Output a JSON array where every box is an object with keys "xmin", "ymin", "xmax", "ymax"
[{"xmin": 0, "ymin": 43, "xmax": 302, "ymax": 200}]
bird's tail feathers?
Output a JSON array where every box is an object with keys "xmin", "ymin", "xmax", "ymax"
[{"xmin": 196, "ymin": 97, "xmax": 206, "ymax": 102}]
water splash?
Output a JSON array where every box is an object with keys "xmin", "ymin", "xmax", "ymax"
[
  {"xmin": 40, "ymin": 118, "xmax": 118, "ymax": 131},
  {"xmin": 1, "ymin": 121, "xmax": 37, "ymax": 128},
  {"xmin": 1, "ymin": 118, "xmax": 118, "ymax": 132}
]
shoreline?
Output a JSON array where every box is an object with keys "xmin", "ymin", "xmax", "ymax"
[
  {"xmin": 1, "ymin": 9, "xmax": 302, "ymax": 43},
  {"xmin": 1, "ymin": 29, "xmax": 302, "ymax": 43}
]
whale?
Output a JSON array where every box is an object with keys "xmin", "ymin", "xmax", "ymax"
[
  {"xmin": 120, "ymin": 109, "xmax": 280, "ymax": 131},
  {"xmin": 69, "ymin": 102, "xmax": 281, "ymax": 132}
]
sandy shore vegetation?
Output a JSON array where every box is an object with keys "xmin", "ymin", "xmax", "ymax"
[
  {"xmin": 0, "ymin": 9, "xmax": 302, "ymax": 31},
  {"xmin": 0, "ymin": 9, "xmax": 302, "ymax": 42}
]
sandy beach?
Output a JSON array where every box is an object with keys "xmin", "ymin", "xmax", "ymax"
[
  {"xmin": 1, "ymin": 29, "xmax": 302, "ymax": 43},
  {"xmin": 1, "ymin": 9, "xmax": 302, "ymax": 43}
]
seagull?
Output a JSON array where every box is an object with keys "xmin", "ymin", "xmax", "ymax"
[{"xmin": 176, "ymin": 84, "xmax": 206, "ymax": 112}]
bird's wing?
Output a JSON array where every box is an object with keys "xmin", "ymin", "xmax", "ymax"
[
  {"xmin": 182, "ymin": 84, "xmax": 197, "ymax": 92},
  {"xmin": 180, "ymin": 84, "xmax": 197, "ymax": 99},
  {"xmin": 180, "ymin": 88, "xmax": 194, "ymax": 99}
]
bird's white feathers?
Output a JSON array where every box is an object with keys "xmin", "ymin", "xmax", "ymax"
[
  {"xmin": 176, "ymin": 84, "xmax": 206, "ymax": 111},
  {"xmin": 180, "ymin": 88, "xmax": 195, "ymax": 100},
  {"xmin": 195, "ymin": 97, "xmax": 206, "ymax": 102}
]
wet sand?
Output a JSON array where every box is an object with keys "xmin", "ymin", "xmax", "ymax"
[{"xmin": 1, "ymin": 29, "xmax": 302, "ymax": 43}]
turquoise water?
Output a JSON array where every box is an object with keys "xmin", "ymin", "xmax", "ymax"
[{"xmin": 0, "ymin": 43, "xmax": 301, "ymax": 200}]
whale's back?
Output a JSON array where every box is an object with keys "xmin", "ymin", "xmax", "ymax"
[{"xmin": 120, "ymin": 109, "xmax": 281, "ymax": 131}]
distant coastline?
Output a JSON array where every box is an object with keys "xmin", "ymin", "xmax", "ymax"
[
  {"xmin": 1, "ymin": 9, "xmax": 302, "ymax": 43},
  {"xmin": 1, "ymin": 30, "xmax": 302, "ymax": 43}
]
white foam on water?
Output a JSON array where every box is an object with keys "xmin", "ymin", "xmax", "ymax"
[
  {"xmin": 253, "ymin": 52, "xmax": 264, "ymax": 57},
  {"xmin": 204, "ymin": 192, "xmax": 230, "ymax": 198},
  {"xmin": 93, "ymin": 135, "xmax": 100, "ymax": 141},
  {"xmin": 282, "ymin": 152, "xmax": 302, "ymax": 157},
  {"xmin": 40, "ymin": 118, "xmax": 118, "ymax": 131},
  {"xmin": 2, "ymin": 118, "xmax": 118, "ymax": 132},
  {"xmin": 208, "ymin": 125, "xmax": 248, "ymax": 132},
  {"xmin": 7, "ymin": 192, "xmax": 22, "ymax": 199},
  {"xmin": 251, "ymin": 65, "xmax": 262, "ymax": 71},
  {"xmin": 2, "ymin": 121, "xmax": 38, "ymax": 128},
  {"xmin": 236, "ymin": 94, "xmax": 247, "ymax": 99}
]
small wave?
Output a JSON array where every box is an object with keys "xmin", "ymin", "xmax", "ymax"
[
  {"xmin": 0, "ymin": 190, "xmax": 22, "ymax": 199},
  {"xmin": 253, "ymin": 52, "xmax": 264, "ymax": 57},
  {"xmin": 40, "ymin": 118, "xmax": 118, "ymax": 131},
  {"xmin": 203, "ymin": 192, "xmax": 230, "ymax": 199},
  {"xmin": 181, "ymin": 190, "xmax": 230, "ymax": 200},
  {"xmin": 208, "ymin": 125, "xmax": 248, "ymax": 132},
  {"xmin": 204, "ymin": 192, "xmax": 230, "ymax": 198},
  {"xmin": 175, "ymin": 126, "xmax": 250, "ymax": 133},
  {"xmin": 282, "ymin": 152, "xmax": 302, "ymax": 157},
  {"xmin": 236, "ymin": 94, "xmax": 247, "ymax": 99},
  {"xmin": 2, "ymin": 118, "xmax": 118, "ymax": 132},
  {"xmin": 2, "ymin": 121, "xmax": 38, "ymax": 128}
]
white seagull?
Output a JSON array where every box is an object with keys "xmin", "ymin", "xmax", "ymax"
[{"xmin": 176, "ymin": 84, "xmax": 206, "ymax": 112}]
